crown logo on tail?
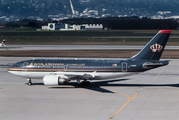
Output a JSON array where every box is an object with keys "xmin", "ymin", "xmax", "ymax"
[{"xmin": 150, "ymin": 43, "xmax": 163, "ymax": 52}]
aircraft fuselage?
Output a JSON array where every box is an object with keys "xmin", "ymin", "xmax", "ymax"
[{"xmin": 8, "ymin": 58, "xmax": 169, "ymax": 80}]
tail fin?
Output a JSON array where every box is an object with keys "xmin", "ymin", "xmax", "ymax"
[{"xmin": 130, "ymin": 30, "xmax": 171, "ymax": 61}]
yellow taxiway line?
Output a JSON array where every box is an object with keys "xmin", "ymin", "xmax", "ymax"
[
  {"xmin": 154, "ymin": 61, "xmax": 172, "ymax": 79},
  {"xmin": 109, "ymin": 88, "xmax": 143, "ymax": 120},
  {"xmin": 110, "ymin": 61, "xmax": 172, "ymax": 119}
]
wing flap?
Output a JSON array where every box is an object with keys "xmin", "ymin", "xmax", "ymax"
[{"xmin": 50, "ymin": 71, "xmax": 97, "ymax": 80}]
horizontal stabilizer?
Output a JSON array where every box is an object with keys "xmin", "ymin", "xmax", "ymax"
[{"xmin": 143, "ymin": 60, "xmax": 170, "ymax": 69}]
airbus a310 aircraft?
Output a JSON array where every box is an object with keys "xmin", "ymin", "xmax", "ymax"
[{"xmin": 8, "ymin": 30, "xmax": 172, "ymax": 87}]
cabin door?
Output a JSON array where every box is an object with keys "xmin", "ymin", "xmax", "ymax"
[
  {"xmin": 64, "ymin": 65, "xmax": 68, "ymax": 71},
  {"xmin": 22, "ymin": 62, "xmax": 28, "ymax": 71},
  {"xmin": 122, "ymin": 62, "xmax": 127, "ymax": 72}
]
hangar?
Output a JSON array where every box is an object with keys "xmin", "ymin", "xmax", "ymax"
[{"xmin": 41, "ymin": 23, "xmax": 103, "ymax": 31}]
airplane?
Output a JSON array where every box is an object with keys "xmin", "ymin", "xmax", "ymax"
[
  {"xmin": 8, "ymin": 30, "xmax": 172, "ymax": 87},
  {"xmin": 0, "ymin": 39, "xmax": 6, "ymax": 47}
]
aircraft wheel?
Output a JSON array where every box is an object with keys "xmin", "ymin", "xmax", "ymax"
[
  {"xmin": 85, "ymin": 81, "xmax": 90, "ymax": 87},
  {"xmin": 28, "ymin": 82, "xmax": 32, "ymax": 86},
  {"xmin": 75, "ymin": 84, "xmax": 80, "ymax": 88},
  {"xmin": 86, "ymin": 81, "xmax": 90, "ymax": 86},
  {"xmin": 81, "ymin": 81, "xmax": 85, "ymax": 85},
  {"xmin": 80, "ymin": 81, "xmax": 86, "ymax": 88},
  {"xmin": 80, "ymin": 81, "xmax": 90, "ymax": 88}
]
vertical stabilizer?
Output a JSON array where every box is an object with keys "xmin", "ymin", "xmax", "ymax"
[{"xmin": 130, "ymin": 30, "xmax": 171, "ymax": 60}]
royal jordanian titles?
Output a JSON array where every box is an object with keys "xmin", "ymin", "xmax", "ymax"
[{"xmin": 8, "ymin": 30, "xmax": 172, "ymax": 87}]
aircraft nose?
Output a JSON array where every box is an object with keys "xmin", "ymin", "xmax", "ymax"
[
  {"xmin": 8, "ymin": 70, "xmax": 15, "ymax": 76},
  {"xmin": 7, "ymin": 67, "xmax": 12, "ymax": 71}
]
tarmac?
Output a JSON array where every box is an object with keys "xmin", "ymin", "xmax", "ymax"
[
  {"xmin": 1, "ymin": 45, "xmax": 179, "ymax": 50},
  {"xmin": 1, "ymin": 57, "xmax": 179, "ymax": 120}
]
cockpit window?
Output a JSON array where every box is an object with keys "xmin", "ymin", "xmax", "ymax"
[
  {"xmin": 12, "ymin": 62, "xmax": 22, "ymax": 67},
  {"xmin": 11, "ymin": 60, "xmax": 32, "ymax": 68},
  {"xmin": 12, "ymin": 64, "xmax": 18, "ymax": 67}
]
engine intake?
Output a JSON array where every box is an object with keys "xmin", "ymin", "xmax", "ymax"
[{"xmin": 43, "ymin": 75, "xmax": 69, "ymax": 86}]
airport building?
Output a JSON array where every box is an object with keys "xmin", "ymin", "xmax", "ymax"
[
  {"xmin": 41, "ymin": 23, "xmax": 103, "ymax": 31},
  {"xmin": 41, "ymin": 23, "xmax": 66, "ymax": 31},
  {"xmin": 72, "ymin": 24, "xmax": 103, "ymax": 30},
  {"xmin": 48, "ymin": 23, "xmax": 66, "ymax": 31}
]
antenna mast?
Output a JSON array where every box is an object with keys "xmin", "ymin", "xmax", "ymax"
[{"xmin": 69, "ymin": 0, "xmax": 75, "ymax": 15}]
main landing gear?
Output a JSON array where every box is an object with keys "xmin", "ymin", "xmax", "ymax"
[
  {"xmin": 27, "ymin": 78, "xmax": 32, "ymax": 86},
  {"xmin": 75, "ymin": 79, "xmax": 91, "ymax": 88}
]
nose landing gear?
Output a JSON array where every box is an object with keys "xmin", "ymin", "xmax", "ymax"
[{"xmin": 27, "ymin": 78, "xmax": 32, "ymax": 86}]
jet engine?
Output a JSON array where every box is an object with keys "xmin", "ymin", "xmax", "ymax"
[{"xmin": 43, "ymin": 75, "xmax": 69, "ymax": 86}]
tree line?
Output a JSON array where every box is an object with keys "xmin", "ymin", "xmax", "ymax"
[
  {"xmin": 1, "ymin": 17, "xmax": 179, "ymax": 30},
  {"xmin": 63, "ymin": 17, "xmax": 178, "ymax": 29}
]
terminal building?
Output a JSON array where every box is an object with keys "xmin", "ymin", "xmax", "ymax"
[
  {"xmin": 41, "ymin": 23, "xmax": 66, "ymax": 31},
  {"xmin": 75, "ymin": 24, "xmax": 103, "ymax": 30},
  {"xmin": 41, "ymin": 23, "xmax": 103, "ymax": 31}
]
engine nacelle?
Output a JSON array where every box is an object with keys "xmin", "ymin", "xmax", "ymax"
[
  {"xmin": 43, "ymin": 75, "xmax": 69, "ymax": 86},
  {"xmin": 59, "ymin": 78, "xmax": 66, "ymax": 84}
]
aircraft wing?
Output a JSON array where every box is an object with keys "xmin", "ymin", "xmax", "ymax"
[
  {"xmin": 50, "ymin": 71, "xmax": 97, "ymax": 80},
  {"xmin": 70, "ymin": 71, "xmax": 96, "ymax": 80}
]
